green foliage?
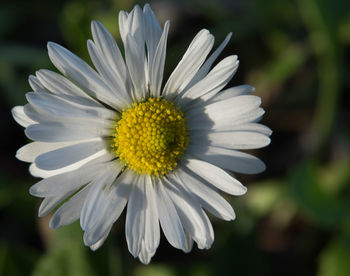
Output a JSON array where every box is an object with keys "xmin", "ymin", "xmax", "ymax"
[
  {"xmin": 319, "ymin": 233, "xmax": 350, "ymax": 276},
  {"xmin": 32, "ymin": 223, "xmax": 95, "ymax": 276},
  {"xmin": 289, "ymin": 160, "xmax": 350, "ymax": 228}
]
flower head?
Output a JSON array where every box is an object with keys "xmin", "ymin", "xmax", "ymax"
[{"xmin": 12, "ymin": 4, "xmax": 271, "ymax": 264}]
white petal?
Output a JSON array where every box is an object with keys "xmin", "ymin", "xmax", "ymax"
[
  {"xmin": 212, "ymin": 85, "xmax": 255, "ymax": 102},
  {"xmin": 149, "ymin": 21, "xmax": 170, "ymax": 97},
  {"xmin": 125, "ymin": 34, "xmax": 147, "ymax": 100},
  {"xmin": 47, "ymin": 42, "xmax": 123, "ymax": 110},
  {"xmin": 186, "ymin": 95, "xmax": 261, "ymax": 123},
  {"xmin": 30, "ymin": 161, "xmax": 109, "ymax": 197},
  {"xmin": 90, "ymin": 225, "xmax": 112, "ymax": 251},
  {"xmin": 143, "ymin": 3, "xmax": 162, "ymax": 66},
  {"xmin": 125, "ymin": 175, "xmax": 146, "ymax": 257},
  {"xmin": 184, "ymin": 157, "xmax": 247, "ymax": 195},
  {"xmin": 80, "ymin": 163, "xmax": 121, "ymax": 231},
  {"xmin": 83, "ymin": 169, "xmax": 134, "ymax": 246},
  {"xmin": 119, "ymin": 5, "xmax": 144, "ymax": 46},
  {"xmin": 38, "ymin": 191, "xmax": 73, "ymax": 217},
  {"xmin": 156, "ymin": 177, "xmax": 186, "ymax": 249},
  {"xmin": 188, "ymin": 145, "xmax": 266, "ymax": 174},
  {"xmin": 138, "ymin": 240, "xmax": 156, "ymax": 265},
  {"xmin": 17, "ymin": 141, "xmax": 81, "ymax": 163},
  {"xmin": 12, "ymin": 106, "xmax": 36, "ymax": 128},
  {"xmin": 25, "ymin": 91, "xmax": 116, "ymax": 120},
  {"xmin": 119, "ymin": 6, "xmax": 145, "ymax": 99},
  {"xmin": 25, "ymin": 120, "xmax": 110, "ymax": 142},
  {"xmin": 118, "ymin": 10, "xmax": 129, "ymax": 44},
  {"xmin": 144, "ymin": 175, "xmax": 160, "ymax": 252},
  {"xmin": 87, "ymin": 40, "xmax": 131, "ymax": 105},
  {"xmin": 174, "ymin": 167, "xmax": 235, "ymax": 220},
  {"xmin": 36, "ymin": 69, "xmax": 102, "ymax": 106},
  {"xmin": 49, "ymin": 184, "xmax": 91, "ymax": 228},
  {"xmin": 189, "ymin": 117, "xmax": 272, "ymax": 135},
  {"xmin": 35, "ymin": 139, "xmax": 106, "ymax": 170},
  {"xmin": 162, "ymin": 29, "xmax": 214, "ymax": 98},
  {"xmin": 190, "ymin": 130, "xmax": 271, "ymax": 150},
  {"xmin": 28, "ymin": 75, "xmax": 47, "ymax": 92},
  {"xmin": 178, "ymin": 55, "xmax": 239, "ymax": 107},
  {"xmin": 183, "ymin": 232, "xmax": 194, "ymax": 253},
  {"xmin": 225, "ymin": 123, "xmax": 272, "ymax": 136},
  {"xmin": 186, "ymin": 32, "xmax": 232, "ymax": 88},
  {"xmin": 165, "ymin": 178, "xmax": 214, "ymax": 249},
  {"xmin": 91, "ymin": 20, "xmax": 128, "ymax": 85},
  {"xmin": 29, "ymin": 149, "xmax": 112, "ymax": 178}
]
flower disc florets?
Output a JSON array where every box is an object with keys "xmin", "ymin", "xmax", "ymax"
[{"xmin": 113, "ymin": 97, "xmax": 189, "ymax": 175}]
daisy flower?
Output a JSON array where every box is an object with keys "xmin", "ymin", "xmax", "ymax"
[{"xmin": 12, "ymin": 4, "xmax": 271, "ymax": 264}]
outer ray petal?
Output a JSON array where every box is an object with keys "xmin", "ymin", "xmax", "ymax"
[
  {"xmin": 125, "ymin": 175, "xmax": 146, "ymax": 257},
  {"xmin": 83, "ymin": 169, "xmax": 134, "ymax": 246},
  {"xmin": 162, "ymin": 29, "xmax": 214, "ymax": 98},
  {"xmin": 184, "ymin": 157, "xmax": 247, "ymax": 195},
  {"xmin": 156, "ymin": 177, "xmax": 186, "ymax": 250}
]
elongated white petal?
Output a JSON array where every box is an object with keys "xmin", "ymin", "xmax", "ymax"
[
  {"xmin": 156, "ymin": 177, "xmax": 186, "ymax": 249},
  {"xmin": 226, "ymin": 123, "xmax": 272, "ymax": 136},
  {"xmin": 47, "ymin": 42, "xmax": 123, "ymax": 110},
  {"xmin": 138, "ymin": 239, "xmax": 156, "ymax": 265},
  {"xmin": 126, "ymin": 175, "xmax": 146, "ymax": 257},
  {"xmin": 80, "ymin": 163, "xmax": 121, "ymax": 231},
  {"xmin": 165, "ymin": 178, "xmax": 214, "ymax": 249},
  {"xmin": 90, "ymin": 225, "xmax": 113, "ymax": 251},
  {"xmin": 174, "ymin": 167, "xmax": 235, "ymax": 220},
  {"xmin": 87, "ymin": 40, "xmax": 131, "ymax": 105},
  {"xmin": 143, "ymin": 3, "xmax": 162, "ymax": 66},
  {"xmin": 91, "ymin": 20, "xmax": 128, "ymax": 84},
  {"xmin": 26, "ymin": 92, "xmax": 116, "ymax": 120},
  {"xmin": 29, "ymin": 149, "xmax": 112, "ymax": 178},
  {"xmin": 30, "ymin": 161, "xmax": 109, "ymax": 197},
  {"xmin": 144, "ymin": 175, "xmax": 160, "ymax": 252},
  {"xmin": 17, "ymin": 141, "xmax": 81, "ymax": 163},
  {"xmin": 12, "ymin": 106, "xmax": 36, "ymax": 128},
  {"xmin": 23, "ymin": 104, "xmax": 113, "ymax": 134},
  {"xmin": 189, "ymin": 117, "xmax": 273, "ymax": 136},
  {"xmin": 83, "ymin": 169, "xmax": 134, "ymax": 246},
  {"xmin": 35, "ymin": 139, "xmax": 106, "ymax": 170},
  {"xmin": 163, "ymin": 29, "xmax": 214, "ymax": 98},
  {"xmin": 186, "ymin": 95, "xmax": 261, "ymax": 122},
  {"xmin": 38, "ymin": 191, "xmax": 73, "ymax": 217},
  {"xmin": 191, "ymin": 130, "xmax": 271, "ymax": 150},
  {"xmin": 184, "ymin": 157, "xmax": 247, "ymax": 195},
  {"xmin": 183, "ymin": 232, "xmax": 194, "ymax": 253},
  {"xmin": 149, "ymin": 21, "xmax": 169, "ymax": 97},
  {"xmin": 125, "ymin": 34, "xmax": 147, "ymax": 100},
  {"xmin": 25, "ymin": 119, "xmax": 110, "ymax": 142},
  {"xmin": 36, "ymin": 69, "xmax": 102, "ymax": 106},
  {"xmin": 178, "ymin": 55, "xmax": 239, "ymax": 107},
  {"xmin": 49, "ymin": 184, "xmax": 91, "ymax": 228},
  {"xmin": 28, "ymin": 75, "xmax": 47, "ymax": 92},
  {"xmin": 119, "ymin": 5, "xmax": 144, "ymax": 46},
  {"xmin": 188, "ymin": 145, "xmax": 266, "ymax": 174},
  {"xmin": 186, "ymin": 32, "xmax": 232, "ymax": 88},
  {"xmin": 212, "ymin": 85, "xmax": 255, "ymax": 102}
]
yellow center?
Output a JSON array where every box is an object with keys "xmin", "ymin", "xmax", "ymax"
[{"xmin": 112, "ymin": 97, "xmax": 189, "ymax": 176}]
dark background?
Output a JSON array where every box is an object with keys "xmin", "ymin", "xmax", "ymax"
[{"xmin": 1, "ymin": 0, "xmax": 350, "ymax": 275}]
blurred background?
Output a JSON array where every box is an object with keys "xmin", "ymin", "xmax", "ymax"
[{"xmin": 1, "ymin": 0, "xmax": 350, "ymax": 275}]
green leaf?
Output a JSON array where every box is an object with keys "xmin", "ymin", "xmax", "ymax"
[
  {"xmin": 319, "ymin": 235, "xmax": 350, "ymax": 276},
  {"xmin": 289, "ymin": 160, "xmax": 350, "ymax": 228},
  {"xmin": 32, "ymin": 223, "xmax": 96, "ymax": 276}
]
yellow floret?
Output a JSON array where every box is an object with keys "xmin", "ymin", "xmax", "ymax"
[{"xmin": 112, "ymin": 97, "xmax": 189, "ymax": 175}]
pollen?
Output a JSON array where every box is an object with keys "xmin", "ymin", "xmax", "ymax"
[{"xmin": 112, "ymin": 97, "xmax": 189, "ymax": 176}]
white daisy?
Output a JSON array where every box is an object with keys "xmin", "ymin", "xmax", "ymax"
[{"xmin": 12, "ymin": 4, "xmax": 271, "ymax": 264}]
